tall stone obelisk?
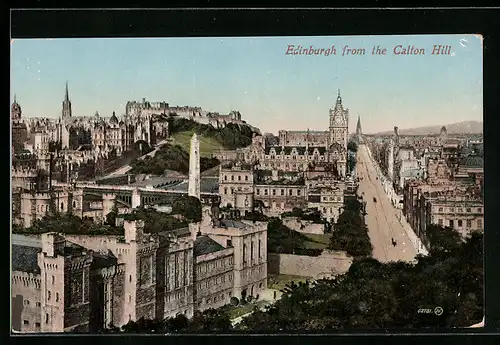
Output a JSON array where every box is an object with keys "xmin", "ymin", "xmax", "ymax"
[
  {"xmin": 388, "ymin": 138, "xmax": 394, "ymax": 182},
  {"xmin": 188, "ymin": 133, "xmax": 201, "ymax": 199}
]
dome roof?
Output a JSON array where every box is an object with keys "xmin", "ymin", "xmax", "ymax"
[{"xmin": 109, "ymin": 111, "xmax": 118, "ymax": 124}]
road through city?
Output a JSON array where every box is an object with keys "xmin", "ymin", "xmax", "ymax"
[{"xmin": 356, "ymin": 144, "xmax": 417, "ymax": 263}]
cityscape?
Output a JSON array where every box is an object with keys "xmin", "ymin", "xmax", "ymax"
[{"xmin": 11, "ymin": 35, "xmax": 483, "ymax": 333}]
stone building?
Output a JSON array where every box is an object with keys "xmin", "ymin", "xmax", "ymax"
[
  {"xmin": 403, "ymin": 179, "xmax": 483, "ymax": 242},
  {"xmin": 214, "ymin": 91, "xmax": 350, "ymax": 178},
  {"xmin": 193, "ymin": 236, "xmax": 235, "ymax": 311},
  {"xmin": 92, "ymin": 112, "xmax": 135, "ymax": 156},
  {"xmin": 12, "ymin": 232, "xmax": 125, "ymax": 333},
  {"xmin": 307, "ymin": 185, "xmax": 345, "ymax": 222},
  {"xmin": 192, "ymin": 204, "xmax": 268, "ymax": 303},
  {"xmin": 19, "ymin": 188, "xmax": 85, "ymax": 228},
  {"xmin": 218, "ymin": 161, "xmax": 309, "ymax": 216},
  {"xmin": 254, "ymin": 174, "xmax": 308, "ymax": 216},
  {"xmin": 12, "ymin": 210, "xmax": 268, "ymax": 333},
  {"xmin": 218, "ymin": 161, "xmax": 256, "ymax": 214}
]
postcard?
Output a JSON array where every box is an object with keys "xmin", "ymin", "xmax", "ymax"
[{"xmin": 11, "ymin": 34, "xmax": 483, "ymax": 333}]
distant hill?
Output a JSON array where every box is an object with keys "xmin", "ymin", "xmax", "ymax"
[{"xmin": 370, "ymin": 121, "xmax": 483, "ymax": 135}]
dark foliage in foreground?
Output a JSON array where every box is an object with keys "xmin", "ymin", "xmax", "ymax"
[
  {"xmin": 239, "ymin": 231, "xmax": 483, "ymax": 330},
  {"xmin": 102, "ymin": 308, "xmax": 232, "ymax": 333}
]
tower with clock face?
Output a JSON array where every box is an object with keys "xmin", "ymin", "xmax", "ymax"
[
  {"xmin": 329, "ymin": 89, "xmax": 349, "ymax": 152},
  {"xmin": 328, "ymin": 90, "xmax": 349, "ymax": 177}
]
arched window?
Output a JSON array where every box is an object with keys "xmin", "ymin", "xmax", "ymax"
[
  {"xmin": 60, "ymin": 202, "xmax": 64, "ymax": 210},
  {"xmin": 73, "ymin": 201, "xmax": 76, "ymax": 208}
]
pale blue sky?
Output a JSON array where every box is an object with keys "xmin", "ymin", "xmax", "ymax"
[{"xmin": 10, "ymin": 35, "xmax": 482, "ymax": 134}]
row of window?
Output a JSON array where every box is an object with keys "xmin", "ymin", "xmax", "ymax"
[
  {"xmin": 265, "ymin": 153, "xmax": 323, "ymax": 160},
  {"xmin": 437, "ymin": 207, "xmax": 483, "ymax": 213},
  {"xmin": 256, "ymin": 188, "xmax": 302, "ymax": 196},
  {"xmin": 262, "ymin": 200, "xmax": 286, "ymax": 209},
  {"xmin": 197, "ymin": 257, "xmax": 233, "ymax": 275},
  {"xmin": 47, "ymin": 290, "xmax": 60, "ymax": 302},
  {"xmin": 35, "ymin": 201, "xmax": 80, "ymax": 213},
  {"xmin": 203, "ymin": 292, "xmax": 231, "ymax": 306},
  {"xmin": 197, "ymin": 272, "xmax": 233, "ymax": 290},
  {"xmin": 243, "ymin": 265, "xmax": 264, "ymax": 278},
  {"xmin": 436, "ymin": 218, "xmax": 483, "ymax": 229},
  {"xmin": 23, "ymin": 320, "xmax": 41, "ymax": 328},
  {"xmin": 223, "ymin": 174, "xmax": 250, "ymax": 182},
  {"xmin": 24, "ymin": 300, "xmax": 41, "ymax": 307},
  {"xmin": 259, "ymin": 162, "xmax": 306, "ymax": 169},
  {"xmin": 166, "ymin": 290, "xmax": 184, "ymax": 302},
  {"xmin": 243, "ymin": 240, "xmax": 263, "ymax": 265},
  {"xmin": 322, "ymin": 196, "xmax": 343, "ymax": 202},
  {"xmin": 222, "ymin": 186, "xmax": 251, "ymax": 195}
]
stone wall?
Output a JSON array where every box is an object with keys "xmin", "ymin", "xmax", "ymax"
[{"xmin": 267, "ymin": 250, "xmax": 352, "ymax": 279}]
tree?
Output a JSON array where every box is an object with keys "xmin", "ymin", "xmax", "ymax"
[
  {"xmin": 171, "ymin": 195, "xmax": 202, "ymax": 222},
  {"xmin": 189, "ymin": 309, "xmax": 232, "ymax": 332},
  {"xmin": 328, "ymin": 199, "xmax": 372, "ymax": 257},
  {"xmin": 347, "ymin": 141, "xmax": 358, "ymax": 152},
  {"xmin": 240, "ymin": 234, "xmax": 483, "ymax": 330},
  {"xmin": 105, "ymin": 203, "xmax": 119, "ymax": 226},
  {"xmin": 425, "ymin": 224, "xmax": 462, "ymax": 254}
]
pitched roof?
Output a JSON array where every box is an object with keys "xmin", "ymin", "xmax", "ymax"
[
  {"xmin": 12, "ymin": 245, "xmax": 42, "ymax": 274},
  {"xmin": 194, "ymin": 235, "xmax": 225, "ymax": 256}
]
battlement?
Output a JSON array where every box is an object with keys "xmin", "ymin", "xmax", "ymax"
[
  {"xmin": 21, "ymin": 192, "xmax": 52, "ymax": 200},
  {"xmin": 21, "ymin": 190, "xmax": 70, "ymax": 200},
  {"xmin": 12, "ymin": 272, "xmax": 41, "ymax": 289}
]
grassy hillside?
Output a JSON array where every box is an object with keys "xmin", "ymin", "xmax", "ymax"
[{"xmin": 170, "ymin": 130, "xmax": 225, "ymax": 157}]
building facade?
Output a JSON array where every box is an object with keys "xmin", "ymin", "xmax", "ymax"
[{"xmin": 12, "ymin": 210, "xmax": 268, "ymax": 333}]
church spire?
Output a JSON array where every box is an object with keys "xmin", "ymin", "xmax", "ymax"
[
  {"xmin": 62, "ymin": 81, "xmax": 72, "ymax": 119},
  {"xmin": 14, "ymin": 94, "xmax": 17, "ymax": 104},
  {"xmin": 65, "ymin": 81, "xmax": 69, "ymax": 102},
  {"xmin": 356, "ymin": 115, "xmax": 362, "ymax": 135}
]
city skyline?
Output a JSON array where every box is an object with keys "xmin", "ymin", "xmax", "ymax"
[{"xmin": 11, "ymin": 35, "xmax": 482, "ymax": 134}]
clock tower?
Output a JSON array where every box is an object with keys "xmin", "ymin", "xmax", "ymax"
[{"xmin": 329, "ymin": 89, "xmax": 349, "ymax": 150}]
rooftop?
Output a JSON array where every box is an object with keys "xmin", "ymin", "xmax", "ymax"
[
  {"xmin": 12, "ymin": 245, "xmax": 42, "ymax": 274},
  {"xmin": 265, "ymin": 146, "xmax": 327, "ymax": 155},
  {"xmin": 220, "ymin": 218, "xmax": 248, "ymax": 229},
  {"xmin": 193, "ymin": 235, "xmax": 225, "ymax": 256},
  {"xmin": 459, "ymin": 155, "xmax": 484, "ymax": 169}
]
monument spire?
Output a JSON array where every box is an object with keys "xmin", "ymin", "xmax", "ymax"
[{"xmin": 188, "ymin": 133, "xmax": 201, "ymax": 199}]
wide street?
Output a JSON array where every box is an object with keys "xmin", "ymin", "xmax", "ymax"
[{"xmin": 356, "ymin": 144, "xmax": 417, "ymax": 263}]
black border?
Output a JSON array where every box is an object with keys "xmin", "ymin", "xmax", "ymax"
[{"xmin": 8, "ymin": 7, "xmax": 500, "ymax": 344}]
